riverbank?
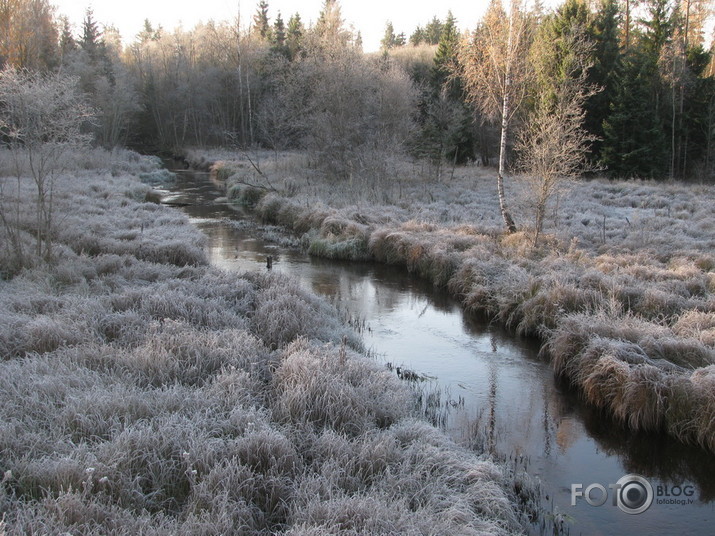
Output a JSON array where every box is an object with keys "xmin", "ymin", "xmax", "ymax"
[
  {"xmin": 0, "ymin": 148, "xmax": 530, "ymax": 534},
  {"xmin": 194, "ymin": 148, "xmax": 715, "ymax": 453}
]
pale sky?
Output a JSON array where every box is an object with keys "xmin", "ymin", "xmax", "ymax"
[{"xmin": 50, "ymin": 0, "xmax": 527, "ymax": 52}]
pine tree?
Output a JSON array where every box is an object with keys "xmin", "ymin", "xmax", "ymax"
[
  {"xmin": 531, "ymin": 0, "xmax": 591, "ymax": 108},
  {"xmin": 314, "ymin": 0, "xmax": 351, "ymax": 53},
  {"xmin": 641, "ymin": 0, "xmax": 676, "ymax": 56},
  {"xmin": 138, "ymin": 19, "xmax": 161, "ymax": 44}
]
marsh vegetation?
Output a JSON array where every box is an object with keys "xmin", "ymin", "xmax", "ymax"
[
  {"xmin": 0, "ymin": 150, "xmax": 535, "ymax": 534},
  {"xmin": 1, "ymin": 0, "xmax": 714, "ymax": 532}
]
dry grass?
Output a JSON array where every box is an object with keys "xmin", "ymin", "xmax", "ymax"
[{"xmin": 0, "ymin": 148, "xmax": 527, "ymax": 534}]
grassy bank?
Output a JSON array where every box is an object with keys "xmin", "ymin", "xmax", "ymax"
[
  {"xmin": 0, "ymin": 148, "xmax": 530, "ymax": 534},
  {"xmin": 197, "ymin": 149, "xmax": 715, "ymax": 452}
]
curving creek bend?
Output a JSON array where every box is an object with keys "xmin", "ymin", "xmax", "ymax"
[{"xmin": 162, "ymin": 166, "xmax": 715, "ymax": 535}]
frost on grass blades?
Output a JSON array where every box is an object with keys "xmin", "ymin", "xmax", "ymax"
[
  {"xmin": 200, "ymin": 148, "xmax": 715, "ymax": 452},
  {"xmin": 0, "ymin": 148, "xmax": 529, "ymax": 533}
]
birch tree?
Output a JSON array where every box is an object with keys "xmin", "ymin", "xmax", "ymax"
[{"xmin": 458, "ymin": 0, "xmax": 533, "ymax": 233}]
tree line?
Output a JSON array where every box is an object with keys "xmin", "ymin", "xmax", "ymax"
[{"xmin": 0, "ymin": 0, "xmax": 714, "ymax": 182}]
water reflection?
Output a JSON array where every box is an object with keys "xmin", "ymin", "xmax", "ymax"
[{"xmin": 167, "ymin": 167, "xmax": 715, "ymax": 535}]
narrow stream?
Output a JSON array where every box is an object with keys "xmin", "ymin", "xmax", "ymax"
[{"xmin": 163, "ymin": 168, "xmax": 715, "ymax": 535}]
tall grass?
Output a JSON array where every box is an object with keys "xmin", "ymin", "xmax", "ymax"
[
  {"xmin": 0, "ymin": 148, "xmax": 528, "ymax": 534},
  {"xmin": 203, "ymin": 149, "xmax": 715, "ymax": 452}
]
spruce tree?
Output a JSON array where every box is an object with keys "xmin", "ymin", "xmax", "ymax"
[
  {"xmin": 253, "ymin": 0, "xmax": 271, "ymax": 41},
  {"xmin": 410, "ymin": 26, "xmax": 426, "ymax": 46},
  {"xmin": 433, "ymin": 11, "xmax": 459, "ymax": 89},
  {"xmin": 271, "ymin": 11, "xmax": 287, "ymax": 56},
  {"xmin": 81, "ymin": 8, "xmax": 102, "ymax": 60},
  {"xmin": 601, "ymin": 51, "xmax": 669, "ymax": 177},
  {"xmin": 531, "ymin": 0, "xmax": 592, "ymax": 109},
  {"xmin": 425, "ymin": 17, "xmax": 444, "ymax": 45},
  {"xmin": 586, "ymin": 0, "xmax": 621, "ymax": 159},
  {"xmin": 381, "ymin": 21, "xmax": 397, "ymax": 51},
  {"xmin": 287, "ymin": 13, "xmax": 304, "ymax": 60},
  {"xmin": 59, "ymin": 16, "xmax": 77, "ymax": 57}
]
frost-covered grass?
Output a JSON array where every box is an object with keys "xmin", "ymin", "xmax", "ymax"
[
  {"xmin": 202, "ymin": 150, "xmax": 715, "ymax": 451},
  {"xmin": 0, "ymin": 148, "xmax": 528, "ymax": 534}
]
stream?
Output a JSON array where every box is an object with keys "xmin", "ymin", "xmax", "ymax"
[{"xmin": 162, "ymin": 167, "xmax": 715, "ymax": 535}]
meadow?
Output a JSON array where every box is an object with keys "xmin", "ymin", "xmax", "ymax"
[
  {"xmin": 199, "ymin": 148, "xmax": 715, "ymax": 452},
  {"xmin": 0, "ymin": 149, "xmax": 530, "ymax": 534}
]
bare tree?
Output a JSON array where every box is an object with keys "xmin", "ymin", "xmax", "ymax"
[
  {"xmin": 264, "ymin": 48, "xmax": 416, "ymax": 185},
  {"xmin": 458, "ymin": 0, "xmax": 533, "ymax": 233},
  {"xmin": 516, "ymin": 30, "xmax": 598, "ymax": 246},
  {"xmin": 0, "ymin": 67, "xmax": 93, "ymax": 265}
]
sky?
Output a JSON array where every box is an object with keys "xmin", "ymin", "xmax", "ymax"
[{"xmin": 50, "ymin": 0, "xmax": 514, "ymax": 52}]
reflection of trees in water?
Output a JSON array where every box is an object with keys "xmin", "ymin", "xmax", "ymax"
[
  {"xmin": 487, "ymin": 359, "xmax": 498, "ymax": 455},
  {"xmin": 574, "ymin": 393, "xmax": 715, "ymax": 503}
]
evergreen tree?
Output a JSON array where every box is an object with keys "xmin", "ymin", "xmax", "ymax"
[
  {"xmin": 138, "ymin": 19, "xmax": 161, "ymax": 44},
  {"xmin": 286, "ymin": 13, "xmax": 304, "ymax": 59},
  {"xmin": 425, "ymin": 17, "xmax": 444, "ymax": 45},
  {"xmin": 433, "ymin": 11, "xmax": 459, "ymax": 88},
  {"xmin": 59, "ymin": 15, "xmax": 77, "ymax": 57},
  {"xmin": 381, "ymin": 21, "xmax": 397, "ymax": 51},
  {"xmin": 253, "ymin": 0, "xmax": 271, "ymax": 41},
  {"xmin": 675, "ymin": 43, "xmax": 714, "ymax": 176},
  {"xmin": 531, "ymin": 0, "xmax": 592, "ymax": 109},
  {"xmin": 640, "ymin": 0, "xmax": 676, "ymax": 56},
  {"xmin": 81, "ymin": 8, "xmax": 103, "ymax": 60},
  {"xmin": 313, "ymin": 0, "xmax": 351, "ymax": 54},
  {"xmin": 430, "ymin": 11, "xmax": 475, "ymax": 164},
  {"xmin": 586, "ymin": 0, "xmax": 621, "ymax": 158},
  {"xmin": 271, "ymin": 11, "xmax": 287, "ymax": 56},
  {"xmin": 601, "ymin": 51, "xmax": 669, "ymax": 177},
  {"xmin": 410, "ymin": 26, "xmax": 426, "ymax": 46}
]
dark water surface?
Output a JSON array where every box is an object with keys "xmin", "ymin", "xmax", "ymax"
[{"xmin": 164, "ymin": 168, "xmax": 715, "ymax": 535}]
